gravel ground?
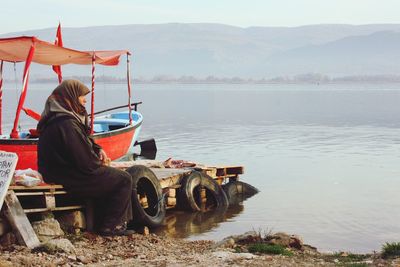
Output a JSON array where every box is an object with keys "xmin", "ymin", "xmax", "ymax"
[{"xmin": 1, "ymin": 232, "xmax": 400, "ymax": 266}]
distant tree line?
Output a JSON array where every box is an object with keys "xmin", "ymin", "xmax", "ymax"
[{"xmin": 27, "ymin": 73, "xmax": 400, "ymax": 84}]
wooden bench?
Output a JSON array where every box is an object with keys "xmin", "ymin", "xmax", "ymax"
[{"xmin": 8, "ymin": 184, "xmax": 85, "ymax": 214}]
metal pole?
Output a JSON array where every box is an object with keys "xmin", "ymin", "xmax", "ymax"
[
  {"xmin": 11, "ymin": 43, "xmax": 36, "ymax": 139},
  {"xmin": 127, "ymin": 53, "xmax": 132, "ymax": 125},
  {"xmin": 90, "ymin": 53, "xmax": 95, "ymax": 135}
]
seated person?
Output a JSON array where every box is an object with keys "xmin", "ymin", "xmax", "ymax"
[{"xmin": 37, "ymin": 79, "xmax": 133, "ymax": 236}]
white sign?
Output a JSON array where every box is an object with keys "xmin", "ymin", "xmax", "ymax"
[{"xmin": 0, "ymin": 151, "xmax": 18, "ymax": 210}]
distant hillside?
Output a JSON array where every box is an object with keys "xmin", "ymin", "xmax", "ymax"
[
  {"xmin": 1, "ymin": 23, "xmax": 400, "ymax": 78},
  {"xmin": 264, "ymin": 31, "xmax": 400, "ymax": 77}
]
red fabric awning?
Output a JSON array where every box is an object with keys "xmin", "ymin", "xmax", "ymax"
[{"xmin": 0, "ymin": 36, "xmax": 129, "ymax": 66}]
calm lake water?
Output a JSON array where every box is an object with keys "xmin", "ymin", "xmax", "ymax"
[{"xmin": 3, "ymin": 81, "xmax": 400, "ymax": 253}]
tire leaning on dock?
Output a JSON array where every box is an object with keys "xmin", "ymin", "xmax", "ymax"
[
  {"xmin": 178, "ymin": 171, "xmax": 229, "ymax": 212},
  {"xmin": 222, "ymin": 181, "xmax": 259, "ymax": 206},
  {"xmin": 126, "ymin": 165, "xmax": 166, "ymax": 228}
]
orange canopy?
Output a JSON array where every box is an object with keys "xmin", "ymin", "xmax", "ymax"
[{"xmin": 0, "ymin": 36, "xmax": 130, "ymax": 66}]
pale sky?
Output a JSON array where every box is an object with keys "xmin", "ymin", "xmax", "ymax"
[{"xmin": 2, "ymin": 0, "xmax": 400, "ymax": 34}]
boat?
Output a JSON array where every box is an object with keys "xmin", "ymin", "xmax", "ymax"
[{"xmin": 0, "ymin": 36, "xmax": 143, "ymax": 170}]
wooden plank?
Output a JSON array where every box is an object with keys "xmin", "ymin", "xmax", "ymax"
[
  {"xmin": 24, "ymin": 205, "xmax": 84, "ymax": 214},
  {"xmin": 14, "ymin": 191, "xmax": 68, "ymax": 196},
  {"xmin": 151, "ymin": 168, "xmax": 191, "ymax": 188},
  {"xmin": 110, "ymin": 160, "xmax": 164, "ymax": 169},
  {"xmin": 54, "ymin": 206, "xmax": 84, "ymax": 211},
  {"xmin": 23, "ymin": 208, "xmax": 53, "ymax": 213},
  {"xmin": 151, "ymin": 168, "xmax": 191, "ymax": 180},
  {"xmin": 226, "ymin": 166, "xmax": 244, "ymax": 175},
  {"xmin": 210, "ymin": 166, "xmax": 244, "ymax": 176},
  {"xmin": 9, "ymin": 184, "xmax": 64, "ymax": 191},
  {"xmin": 3, "ymin": 191, "xmax": 40, "ymax": 248}
]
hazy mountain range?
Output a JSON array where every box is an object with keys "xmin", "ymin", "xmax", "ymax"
[{"xmin": 1, "ymin": 23, "xmax": 400, "ymax": 79}]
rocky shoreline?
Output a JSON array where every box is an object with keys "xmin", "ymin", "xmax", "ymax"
[{"xmin": 0, "ymin": 219, "xmax": 399, "ymax": 267}]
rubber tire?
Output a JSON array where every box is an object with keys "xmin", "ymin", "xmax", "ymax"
[
  {"xmin": 126, "ymin": 165, "xmax": 166, "ymax": 228},
  {"xmin": 178, "ymin": 171, "xmax": 229, "ymax": 212},
  {"xmin": 222, "ymin": 181, "xmax": 259, "ymax": 205}
]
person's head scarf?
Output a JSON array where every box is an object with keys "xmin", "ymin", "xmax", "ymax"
[{"xmin": 37, "ymin": 80, "xmax": 90, "ymax": 133}]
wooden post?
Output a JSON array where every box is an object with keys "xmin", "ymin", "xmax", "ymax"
[
  {"xmin": 168, "ymin": 188, "xmax": 176, "ymax": 197},
  {"xmin": 167, "ymin": 197, "xmax": 176, "ymax": 206},
  {"xmin": 3, "ymin": 191, "xmax": 40, "ymax": 248},
  {"xmin": 45, "ymin": 194, "xmax": 56, "ymax": 210},
  {"xmin": 200, "ymin": 188, "xmax": 206, "ymax": 203},
  {"xmin": 139, "ymin": 195, "xmax": 148, "ymax": 208}
]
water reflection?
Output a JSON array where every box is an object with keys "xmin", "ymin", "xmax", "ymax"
[{"xmin": 154, "ymin": 204, "xmax": 244, "ymax": 238}]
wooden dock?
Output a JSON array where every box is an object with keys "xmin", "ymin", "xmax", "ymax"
[
  {"xmin": 1, "ymin": 160, "xmax": 244, "ymax": 245},
  {"xmin": 7, "ymin": 160, "xmax": 243, "ymax": 212}
]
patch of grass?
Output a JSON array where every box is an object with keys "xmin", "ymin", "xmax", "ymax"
[
  {"xmin": 332, "ymin": 252, "xmax": 369, "ymax": 262},
  {"xmin": 382, "ymin": 242, "xmax": 400, "ymax": 258},
  {"xmin": 248, "ymin": 243, "xmax": 293, "ymax": 256},
  {"xmin": 323, "ymin": 252, "xmax": 370, "ymax": 266},
  {"xmin": 234, "ymin": 247, "xmax": 242, "ymax": 253},
  {"xmin": 341, "ymin": 264, "xmax": 368, "ymax": 267}
]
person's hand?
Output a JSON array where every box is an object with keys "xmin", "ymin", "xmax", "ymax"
[{"xmin": 99, "ymin": 149, "xmax": 110, "ymax": 165}]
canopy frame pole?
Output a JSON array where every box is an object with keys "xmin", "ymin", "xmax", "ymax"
[
  {"xmin": 90, "ymin": 53, "xmax": 95, "ymax": 135},
  {"xmin": 126, "ymin": 53, "xmax": 132, "ymax": 125},
  {"xmin": 0, "ymin": 60, "xmax": 3, "ymax": 135},
  {"xmin": 11, "ymin": 43, "xmax": 36, "ymax": 139}
]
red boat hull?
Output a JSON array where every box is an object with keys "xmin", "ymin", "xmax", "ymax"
[{"xmin": 0, "ymin": 124, "xmax": 137, "ymax": 170}]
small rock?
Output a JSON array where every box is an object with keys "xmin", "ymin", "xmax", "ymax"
[
  {"xmin": 240, "ymin": 253, "xmax": 256, "ymax": 260},
  {"xmin": 32, "ymin": 218, "xmax": 64, "ymax": 242},
  {"xmin": 42, "ymin": 238, "xmax": 75, "ymax": 254},
  {"xmin": 67, "ymin": 255, "xmax": 77, "ymax": 261},
  {"xmin": 0, "ymin": 260, "xmax": 13, "ymax": 267},
  {"xmin": 53, "ymin": 258, "xmax": 66, "ymax": 265},
  {"xmin": 265, "ymin": 255, "xmax": 273, "ymax": 261},
  {"xmin": 268, "ymin": 232, "xmax": 292, "ymax": 247},
  {"xmin": 289, "ymin": 235, "xmax": 303, "ymax": 250},
  {"xmin": 212, "ymin": 251, "xmax": 256, "ymax": 261},
  {"xmin": 212, "ymin": 238, "xmax": 236, "ymax": 249},
  {"xmin": 77, "ymin": 255, "xmax": 90, "ymax": 264}
]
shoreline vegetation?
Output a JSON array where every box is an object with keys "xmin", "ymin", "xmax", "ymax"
[{"xmin": 11, "ymin": 73, "xmax": 400, "ymax": 85}]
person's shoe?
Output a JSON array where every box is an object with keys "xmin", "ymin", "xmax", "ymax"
[
  {"xmin": 99, "ymin": 224, "xmax": 135, "ymax": 236},
  {"xmin": 99, "ymin": 228, "xmax": 135, "ymax": 236}
]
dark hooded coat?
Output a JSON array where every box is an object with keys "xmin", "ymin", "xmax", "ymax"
[{"xmin": 37, "ymin": 80, "xmax": 132, "ymax": 230}]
